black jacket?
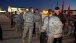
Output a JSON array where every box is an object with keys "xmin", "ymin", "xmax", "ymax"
[
  {"xmin": 0, "ymin": 25, "xmax": 2, "ymax": 34},
  {"xmin": 0, "ymin": 25, "xmax": 3, "ymax": 40},
  {"xmin": 53, "ymin": 14, "xmax": 66, "ymax": 25},
  {"xmin": 74, "ymin": 21, "xmax": 76, "ymax": 35}
]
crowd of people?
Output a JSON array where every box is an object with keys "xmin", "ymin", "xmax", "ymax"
[{"xmin": 0, "ymin": 7, "xmax": 76, "ymax": 43}]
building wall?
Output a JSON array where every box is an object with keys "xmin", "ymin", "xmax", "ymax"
[
  {"xmin": 72, "ymin": 11, "xmax": 76, "ymax": 15},
  {"xmin": 8, "ymin": 6, "xmax": 29, "ymax": 13},
  {"xmin": 65, "ymin": 10, "xmax": 76, "ymax": 15},
  {"xmin": 0, "ymin": 8, "xmax": 2, "ymax": 11}
]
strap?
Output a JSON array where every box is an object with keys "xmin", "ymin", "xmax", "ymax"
[{"xmin": 46, "ymin": 15, "xmax": 50, "ymax": 34}]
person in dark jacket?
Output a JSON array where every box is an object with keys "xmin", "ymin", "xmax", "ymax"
[
  {"xmin": 74, "ymin": 33, "xmax": 76, "ymax": 43},
  {"xmin": 74, "ymin": 20, "xmax": 76, "ymax": 43},
  {"xmin": 0, "ymin": 25, "xmax": 3, "ymax": 41},
  {"xmin": 53, "ymin": 7, "xmax": 66, "ymax": 43},
  {"xmin": 11, "ymin": 12, "xmax": 14, "ymax": 28}
]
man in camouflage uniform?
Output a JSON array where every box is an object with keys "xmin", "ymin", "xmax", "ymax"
[
  {"xmin": 13, "ymin": 11, "xmax": 19, "ymax": 34},
  {"xmin": 13, "ymin": 11, "xmax": 23, "ymax": 35},
  {"xmin": 22, "ymin": 7, "xmax": 34, "ymax": 43},
  {"xmin": 41, "ymin": 9, "xmax": 63, "ymax": 43},
  {"xmin": 34, "ymin": 9, "xmax": 42, "ymax": 39},
  {"xmin": 66, "ymin": 13, "xmax": 74, "ymax": 36},
  {"xmin": 16, "ymin": 13, "xmax": 23, "ymax": 35}
]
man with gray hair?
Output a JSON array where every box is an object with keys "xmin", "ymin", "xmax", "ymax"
[{"xmin": 22, "ymin": 7, "xmax": 34, "ymax": 43}]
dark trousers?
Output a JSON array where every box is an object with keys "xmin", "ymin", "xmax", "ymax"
[
  {"xmin": 0, "ymin": 26, "xmax": 3, "ymax": 41},
  {"xmin": 53, "ymin": 37, "xmax": 62, "ymax": 43},
  {"xmin": 74, "ymin": 27, "xmax": 76, "ymax": 35},
  {"xmin": 33, "ymin": 23, "xmax": 35, "ymax": 35},
  {"xmin": 74, "ymin": 35, "xmax": 76, "ymax": 43},
  {"xmin": 40, "ymin": 32, "xmax": 47, "ymax": 43},
  {"xmin": 11, "ymin": 19, "xmax": 13, "ymax": 28},
  {"xmin": 74, "ymin": 28, "xmax": 76, "ymax": 43}
]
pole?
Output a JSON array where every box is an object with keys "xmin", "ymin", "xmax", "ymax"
[{"xmin": 56, "ymin": 0, "xmax": 58, "ymax": 7}]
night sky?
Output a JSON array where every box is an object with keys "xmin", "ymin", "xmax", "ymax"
[{"xmin": 0, "ymin": 0, "xmax": 76, "ymax": 11}]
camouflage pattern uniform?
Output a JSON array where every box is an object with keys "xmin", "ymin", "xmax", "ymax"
[
  {"xmin": 34, "ymin": 13, "xmax": 42, "ymax": 37},
  {"xmin": 67, "ymin": 14, "xmax": 74, "ymax": 36},
  {"xmin": 42, "ymin": 15, "xmax": 63, "ymax": 43},
  {"xmin": 22, "ymin": 12, "xmax": 34, "ymax": 43},
  {"xmin": 13, "ymin": 14, "xmax": 23, "ymax": 35}
]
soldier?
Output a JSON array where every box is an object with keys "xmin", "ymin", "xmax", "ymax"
[
  {"xmin": 13, "ymin": 11, "xmax": 17, "ymax": 29},
  {"xmin": 22, "ymin": 7, "xmax": 34, "ymax": 43},
  {"xmin": 17, "ymin": 13, "xmax": 23, "ymax": 35},
  {"xmin": 34, "ymin": 9, "xmax": 42, "ymax": 39},
  {"xmin": 13, "ymin": 11, "xmax": 18, "ymax": 34},
  {"xmin": 41, "ymin": 9, "xmax": 63, "ymax": 43},
  {"xmin": 13, "ymin": 11, "xmax": 23, "ymax": 35},
  {"xmin": 66, "ymin": 12, "xmax": 74, "ymax": 36}
]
